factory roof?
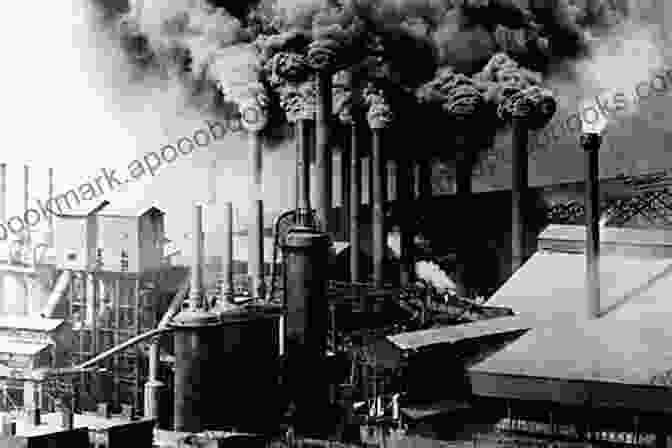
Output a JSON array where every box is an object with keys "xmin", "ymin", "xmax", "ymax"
[
  {"xmin": 539, "ymin": 224, "xmax": 672, "ymax": 250},
  {"xmin": 469, "ymin": 250, "xmax": 672, "ymax": 387},
  {"xmin": 0, "ymin": 315, "xmax": 65, "ymax": 332},
  {"xmin": 57, "ymin": 199, "xmax": 163, "ymax": 218},
  {"xmin": 0, "ymin": 338, "xmax": 50, "ymax": 355},
  {"xmin": 387, "ymin": 316, "xmax": 528, "ymax": 351}
]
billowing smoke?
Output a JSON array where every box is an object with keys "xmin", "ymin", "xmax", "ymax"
[{"xmin": 415, "ymin": 260, "xmax": 457, "ymax": 294}]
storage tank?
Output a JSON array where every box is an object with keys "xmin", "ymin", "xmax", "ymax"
[
  {"xmin": 171, "ymin": 305, "xmax": 282, "ymax": 434},
  {"xmin": 215, "ymin": 305, "xmax": 282, "ymax": 433},
  {"xmin": 171, "ymin": 307, "xmax": 223, "ymax": 433},
  {"xmin": 282, "ymin": 223, "xmax": 331, "ymax": 429}
]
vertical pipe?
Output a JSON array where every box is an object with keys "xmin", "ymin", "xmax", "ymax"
[
  {"xmin": 315, "ymin": 72, "xmax": 333, "ymax": 234},
  {"xmin": 249, "ymin": 132, "xmax": 265, "ymax": 299},
  {"xmin": 144, "ymin": 336, "xmax": 164, "ymax": 423},
  {"xmin": 296, "ymin": 119, "xmax": 312, "ymax": 225},
  {"xmin": 24, "ymin": 165, "xmax": 30, "ymax": 247},
  {"xmin": 189, "ymin": 204, "xmax": 204, "ymax": 309},
  {"xmin": 372, "ymin": 129, "xmax": 386, "ymax": 289},
  {"xmin": 350, "ymin": 124, "xmax": 360, "ymax": 283},
  {"xmin": 341, "ymin": 144, "xmax": 351, "ymax": 242},
  {"xmin": 0, "ymin": 163, "xmax": 6, "ymax": 224},
  {"xmin": 397, "ymin": 154, "xmax": 413, "ymax": 287},
  {"xmin": 222, "ymin": 201, "xmax": 234, "ymax": 301},
  {"xmin": 581, "ymin": 133, "xmax": 601, "ymax": 319},
  {"xmin": 24, "ymin": 164, "xmax": 29, "ymax": 214},
  {"xmin": 511, "ymin": 120, "xmax": 529, "ymax": 274}
]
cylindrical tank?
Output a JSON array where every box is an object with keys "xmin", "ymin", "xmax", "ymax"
[
  {"xmin": 282, "ymin": 224, "xmax": 330, "ymax": 424},
  {"xmin": 171, "ymin": 305, "xmax": 282, "ymax": 434},
  {"xmin": 215, "ymin": 306, "xmax": 282, "ymax": 432},
  {"xmin": 170, "ymin": 308, "xmax": 222, "ymax": 433}
]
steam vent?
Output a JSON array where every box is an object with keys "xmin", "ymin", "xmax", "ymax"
[{"xmin": 3, "ymin": 0, "xmax": 672, "ymax": 446}]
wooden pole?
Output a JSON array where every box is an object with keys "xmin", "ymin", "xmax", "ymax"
[
  {"xmin": 511, "ymin": 119, "xmax": 529, "ymax": 274},
  {"xmin": 315, "ymin": 72, "xmax": 333, "ymax": 234}
]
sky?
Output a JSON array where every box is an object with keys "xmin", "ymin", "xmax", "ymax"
[{"xmin": 0, "ymin": 0, "xmax": 298, "ymax": 248}]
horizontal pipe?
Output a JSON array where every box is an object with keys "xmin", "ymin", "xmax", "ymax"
[
  {"xmin": 158, "ymin": 276, "xmax": 190, "ymax": 329},
  {"xmin": 40, "ymin": 270, "xmax": 72, "ymax": 318},
  {"xmin": 77, "ymin": 327, "xmax": 168, "ymax": 370}
]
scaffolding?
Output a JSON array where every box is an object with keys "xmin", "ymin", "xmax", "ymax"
[{"xmin": 65, "ymin": 269, "xmax": 160, "ymax": 415}]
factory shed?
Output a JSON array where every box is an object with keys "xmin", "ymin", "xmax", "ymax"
[{"xmin": 468, "ymin": 225, "xmax": 672, "ymax": 415}]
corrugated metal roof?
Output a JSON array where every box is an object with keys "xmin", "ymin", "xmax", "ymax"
[
  {"xmin": 470, "ymin": 251, "xmax": 672, "ymax": 386},
  {"xmin": 539, "ymin": 224, "xmax": 672, "ymax": 248},
  {"xmin": 387, "ymin": 316, "xmax": 529, "ymax": 351}
]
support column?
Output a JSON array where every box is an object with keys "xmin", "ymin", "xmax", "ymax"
[
  {"xmin": 511, "ymin": 120, "xmax": 529, "ymax": 274},
  {"xmin": 315, "ymin": 72, "xmax": 333, "ymax": 234}
]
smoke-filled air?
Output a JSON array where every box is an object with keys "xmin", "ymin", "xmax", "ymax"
[{"xmin": 88, "ymin": 0, "xmax": 667, "ymax": 165}]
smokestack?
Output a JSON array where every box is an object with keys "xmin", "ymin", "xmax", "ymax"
[
  {"xmin": 0, "ymin": 163, "xmax": 6, "ymax": 223},
  {"xmin": 580, "ymin": 103, "xmax": 606, "ymax": 319},
  {"xmin": 48, "ymin": 168, "xmax": 54, "ymax": 235},
  {"xmin": 188, "ymin": 204, "xmax": 204, "ymax": 309},
  {"xmin": 371, "ymin": 128, "xmax": 386, "ymax": 288},
  {"xmin": 222, "ymin": 201, "xmax": 234, "ymax": 301},
  {"xmin": 24, "ymin": 165, "xmax": 29, "ymax": 215},
  {"xmin": 315, "ymin": 72, "xmax": 333, "ymax": 234},
  {"xmin": 249, "ymin": 132, "xmax": 265, "ymax": 299},
  {"xmin": 581, "ymin": 132, "xmax": 602, "ymax": 319},
  {"xmin": 511, "ymin": 120, "xmax": 529, "ymax": 274},
  {"xmin": 341, "ymin": 143, "xmax": 350, "ymax": 242},
  {"xmin": 350, "ymin": 122, "xmax": 360, "ymax": 284},
  {"xmin": 296, "ymin": 119, "xmax": 312, "ymax": 226}
]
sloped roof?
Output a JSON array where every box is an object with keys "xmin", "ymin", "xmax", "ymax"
[
  {"xmin": 0, "ymin": 338, "xmax": 50, "ymax": 355},
  {"xmin": 0, "ymin": 315, "xmax": 65, "ymax": 332},
  {"xmin": 387, "ymin": 315, "xmax": 528, "ymax": 352},
  {"xmin": 470, "ymin": 251, "xmax": 672, "ymax": 386}
]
